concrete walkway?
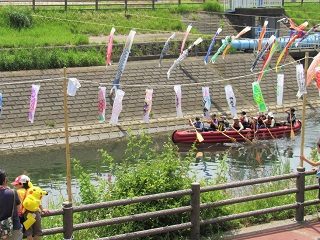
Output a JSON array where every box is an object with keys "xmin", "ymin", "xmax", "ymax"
[{"xmin": 223, "ymin": 215, "xmax": 320, "ymax": 240}]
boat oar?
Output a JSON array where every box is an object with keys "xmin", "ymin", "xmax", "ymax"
[
  {"xmin": 231, "ymin": 126, "xmax": 253, "ymax": 145},
  {"xmin": 255, "ymin": 152, "xmax": 262, "ymax": 165},
  {"xmin": 217, "ymin": 130, "xmax": 237, "ymax": 143},
  {"xmin": 189, "ymin": 119, "xmax": 204, "ymax": 142},
  {"xmin": 289, "ymin": 112, "xmax": 295, "ymax": 139},
  {"xmin": 263, "ymin": 122, "xmax": 276, "ymax": 139}
]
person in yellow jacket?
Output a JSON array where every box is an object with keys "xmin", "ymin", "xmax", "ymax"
[
  {"xmin": 11, "ymin": 175, "xmax": 31, "ymax": 227},
  {"xmin": 11, "ymin": 175, "xmax": 49, "ymax": 240}
]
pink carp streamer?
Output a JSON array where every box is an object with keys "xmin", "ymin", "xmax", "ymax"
[
  {"xmin": 257, "ymin": 40, "xmax": 280, "ymax": 83},
  {"xmin": 98, "ymin": 86, "xmax": 106, "ymax": 123},
  {"xmin": 315, "ymin": 67, "xmax": 320, "ymax": 95},
  {"xmin": 106, "ymin": 27, "xmax": 116, "ymax": 67},
  {"xmin": 222, "ymin": 26, "xmax": 251, "ymax": 59},
  {"xmin": 180, "ymin": 24, "xmax": 192, "ymax": 56},
  {"xmin": 257, "ymin": 20, "xmax": 268, "ymax": 52},
  {"xmin": 174, "ymin": 85, "xmax": 183, "ymax": 118},
  {"xmin": 0, "ymin": 93, "xmax": 2, "ymax": 116},
  {"xmin": 29, "ymin": 84, "xmax": 40, "ymax": 124},
  {"xmin": 143, "ymin": 89, "xmax": 153, "ymax": 123},
  {"xmin": 307, "ymin": 51, "xmax": 320, "ymax": 87}
]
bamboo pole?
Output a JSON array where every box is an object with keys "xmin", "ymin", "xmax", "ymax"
[
  {"xmin": 63, "ymin": 67, "xmax": 72, "ymax": 202},
  {"xmin": 300, "ymin": 52, "xmax": 308, "ymax": 167}
]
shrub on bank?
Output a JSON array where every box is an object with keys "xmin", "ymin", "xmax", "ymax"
[{"xmin": 0, "ymin": 47, "xmax": 104, "ymax": 71}]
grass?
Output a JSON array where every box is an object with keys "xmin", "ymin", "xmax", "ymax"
[
  {"xmin": 284, "ymin": 3, "xmax": 320, "ymax": 27},
  {"xmin": 0, "ymin": 2, "xmax": 319, "ymax": 71},
  {"xmin": 0, "ymin": 5, "xmax": 205, "ymax": 48},
  {"xmin": 1, "ymin": 3, "xmax": 320, "ymax": 48}
]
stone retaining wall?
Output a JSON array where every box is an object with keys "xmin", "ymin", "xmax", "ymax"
[{"xmin": 1, "ymin": 52, "xmax": 319, "ymax": 150}]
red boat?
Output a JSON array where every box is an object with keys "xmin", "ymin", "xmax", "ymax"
[{"xmin": 172, "ymin": 120, "xmax": 302, "ymax": 143}]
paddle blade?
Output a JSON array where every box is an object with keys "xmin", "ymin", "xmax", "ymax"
[
  {"xmin": 246, "ymin": 138, "xmax": 253, "ymax": 145},
  {"xmin": 290, "ymin": 129, "xmax": 295, "ymax": 139},
  {"xmin": 196, "ymin": 131, "xmax": 204, "ymax": 142},
  {"xmin": 255, "ymin": 152, "xmax": 262, "ymax": 165}
]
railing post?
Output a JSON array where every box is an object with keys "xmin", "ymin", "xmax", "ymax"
[
  {"xmin": 65, "ymin": 0, "xmax": 67, "ymax": 11},
  {"xmin": 296, "ymin": 167, "xmax": 305, "ymax": 222},
  {"xmin": 190, "ymin": 182, "xmax": 200, "ymax": 240},
  {"xmin": 32, "ymin": 0, "xmax": 35, "ymax": 10},
  {"xmin": 124, "ymin": 0, "xmax": 128, "ymax": 15},
  {"xmin": 96, "ymin": 0, "xmax": 98, "ymax": 11},
  {"xmin": 63, "ymin": 201, "xmax": 73, "ymax": 239}
]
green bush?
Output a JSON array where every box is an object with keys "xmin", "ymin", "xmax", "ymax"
[
  {"xmin": 203, "ymin": 1, "xmax": 224, "ymax": 13},
  {"xmin": 0, "ymin": 47, "xmax": 104, "ymax": 71},
  {"xmin": 3, "ymin": 6, "xmax": 33, "ymax": 30},
  {"xmin": 69, "ymin": 131, "xmax": 237, "ymax": 239}
]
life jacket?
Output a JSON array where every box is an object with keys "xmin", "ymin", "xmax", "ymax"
[
  {"xmin": 265, "ymin": 118, "xmax": 276, "ymax": 128},
  {"xmin": 257, "ymin": 116, "xmax": 265, "ymax": 126},
  {"xmin": 218, "ymin": 120, "xmax": 229, "ymax": 131},
  {"xmin": 233, "ymin": 122, "xmax": 241, "ymax": 130},
  {"xmin": 210, "ymin": 119, "xmax": 218, "ymax": 130}
]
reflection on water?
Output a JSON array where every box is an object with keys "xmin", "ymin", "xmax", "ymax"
[{"xmin": 0, "ymin": 113, "xmax": 319, "ymax": 208}]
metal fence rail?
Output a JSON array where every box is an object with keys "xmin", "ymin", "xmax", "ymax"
[
  {"xmin": 39, "ymin": 168, "xmax": 320, "ymax": 240},
  {"xmin": 0, "ymin": 0, "xmax": 205, "ymax": 10}
]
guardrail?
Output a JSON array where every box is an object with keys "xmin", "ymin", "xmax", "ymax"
[
  {"xmin": 223, "ymin": 0, "xmax": 282, "ymax": 11},
  {"xmin": 0, "ymin": 0, "xmax": 205, "ymax": 10},
  {"xmin": 41, "ymin": 168, "xmax": 320, "ymax": 239}
]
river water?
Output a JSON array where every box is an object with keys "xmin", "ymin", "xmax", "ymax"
[{"xmin": 0, "ymin": 112, "xmax": 319, "ymax": 208}]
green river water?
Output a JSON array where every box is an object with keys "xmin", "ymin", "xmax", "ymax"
[{"xmin": 0, "ymin": 114, "xmax": 319, "ymax": 208}]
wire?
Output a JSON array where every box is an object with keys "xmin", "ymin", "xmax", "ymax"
[
  {"xmin": 0, "ymin": 55, "xmax": 309, "ymax": 88},
  {"xmin": 0, "ymin": 77, "xmax": 63, "ymax": 86}
]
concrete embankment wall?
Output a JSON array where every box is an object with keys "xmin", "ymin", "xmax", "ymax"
[{"xmin": 0, "ymin": 53, "xmax": 319, "ymax": 150}]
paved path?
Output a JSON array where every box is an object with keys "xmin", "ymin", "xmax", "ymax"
[{"xmin": 223, "ymin": 215, "xmax": 320, "ymax": 240}]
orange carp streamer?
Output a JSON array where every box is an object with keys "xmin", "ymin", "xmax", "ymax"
[{"xmin": 258, "ymin": 20, "xmax": 268, "ymax": 52}]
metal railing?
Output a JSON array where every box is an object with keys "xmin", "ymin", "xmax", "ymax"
[
  {"xmin": 0, "ymin": 0, "xmax": 205, "ymax": 10},
  {"xmin": 41, "ymin": 167, "xmax": 320, "ymax": 239},
  {"xmin": 223, "ymin": 0, "xmax": 282, "ymax": 11}
]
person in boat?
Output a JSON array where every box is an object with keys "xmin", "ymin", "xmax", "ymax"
[
  {"xmin": 231, "ymin": 116, "xmax": 244, "ymax": 132},
  {"xmin": 300, "ymin": 138, "xmax": 320, "ymax": 198},
  {"xmin": 262, "ymin": 112, "xmax": 276, "ymax": 128},
  {"xmin": 257, "ymin": 112, "xmax": 266, "ymax": 128},
  {"xmin": 218, "ymin": 115, "xmax": 230, "ymax": 132},
  {"xmin": 207, "ymin": 113, "xmax": 219, "ymax": 131},
  {"xmin": 240, "ymin": 111, "xmax": 250, "ymax": 129},
  {"xmin": 286, "ymin": 107, "xmax": 296, "ymax": 126},
  {"xmin": 251, "ymin": 116, "xmax": 259, "ymax": 132},
  {"xmin": 191, "ymin": 117, "xmax": 204, "ymax": 132}
]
